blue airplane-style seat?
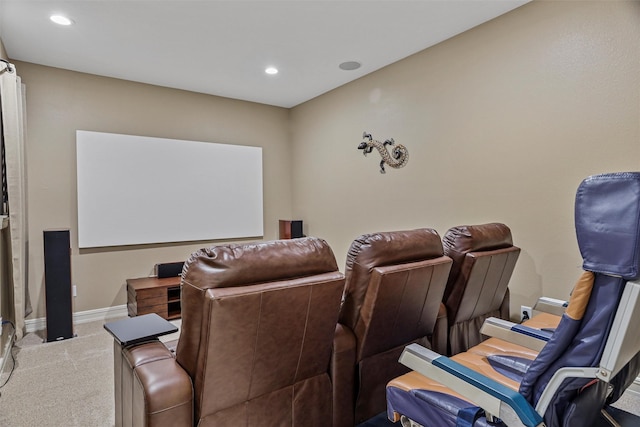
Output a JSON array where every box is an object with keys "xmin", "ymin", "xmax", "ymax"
[{"xmin": 386, "ymin": 172, "xmax": 640, "ymax": 427}]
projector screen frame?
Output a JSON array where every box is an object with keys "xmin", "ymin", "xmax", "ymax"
[{"xmin": 76, "ymin": 130, "xmax": 264, "ymax": 248}]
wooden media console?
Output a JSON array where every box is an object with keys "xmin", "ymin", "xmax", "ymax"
[{"xmin": 126, "ymin": 276, "xmax": 181, "ymax": 320}]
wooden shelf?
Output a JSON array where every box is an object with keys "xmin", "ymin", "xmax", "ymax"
[{"xmin": 126, "ymin": 276, "xmax": 181, "ymax": 320}]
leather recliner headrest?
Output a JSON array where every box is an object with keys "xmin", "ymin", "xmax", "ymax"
[
  {"xmin": 182, "ymin": 237, "xmax": 339, "ymax": 289},
  {"xmin": 344, "ymin": 228, "xmax": 444, "ymax": 276},
  {"xmin": 442, "ymin": 223, "xmax": 514, "ymax": 265}
]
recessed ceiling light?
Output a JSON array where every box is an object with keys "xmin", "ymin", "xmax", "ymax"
[
  {"xmin": 265, "ymin": 67, "xmax": 279, "ymax": 75},
  {"xmin": 339, "ymin": 61, "xmax": 361, "ymax": 71},
  {"xmin": 50, "ymin": 15, "xmax": 74, "ymax": 26}
]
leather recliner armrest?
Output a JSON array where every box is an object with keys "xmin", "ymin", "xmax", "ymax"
[
  {"xmin": 430, "ymin": 303, "xmax": 448, "ymax": 355},
  {"xmin": 116, "ymin": 340, "xmax": 193, "ymax": 427},
  {"xmin": 331, "ymin": 323, "xmax": 356, "ymax": 427}
]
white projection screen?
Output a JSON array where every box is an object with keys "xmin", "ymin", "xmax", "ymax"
[{"xmin": 76, "ymin": 131, "xmax": 263, "ymax": 248}]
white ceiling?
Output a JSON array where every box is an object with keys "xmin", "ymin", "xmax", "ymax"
[{"xmin": 0, "ymin": 0, "xmax": 530, "ymax": 108}]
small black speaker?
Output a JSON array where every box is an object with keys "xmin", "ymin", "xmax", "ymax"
[
  {"xmin": 279, "ymin": 220, "xmax": 304, "ymax": 239},
  {"xmin": 156, "ymin": 261, "xmax": 184, "ymax": 278},
  {"xmin": 43, "ymin": 229, "xmax": 74, "ymax": 342},
  {"xmin": 290, "ymin": 220, "xmax": 304, "ymax": 238}
]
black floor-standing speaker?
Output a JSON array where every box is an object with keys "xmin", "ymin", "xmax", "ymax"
[{"xmin": 43, "ymin": 229, "xmax": 74, "ymax": 342}]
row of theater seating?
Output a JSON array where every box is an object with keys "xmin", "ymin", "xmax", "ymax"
[
  {"xmin": 334, "ymin": 223, "xmax": 520, "ymax": 425},
  {"xmin": 110, "ymin": 222, "xmax": 521, "ymax": 427}
]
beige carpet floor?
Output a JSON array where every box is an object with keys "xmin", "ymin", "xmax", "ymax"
[
  {"xmin": 0, "ymin": 320, "xmax": 117, "ymax": 426},
  {"xmin": 0, "ymin": 319, "xmax": 639, "ymax": 427}
]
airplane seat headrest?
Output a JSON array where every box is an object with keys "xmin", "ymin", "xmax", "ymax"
[{"xmin": 575, "ymin": 172, "xmax": 640, "ymax": 280}]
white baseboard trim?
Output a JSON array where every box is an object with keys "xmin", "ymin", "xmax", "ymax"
[
  {"xmin": 25, "ymin": 304, "xmax": 128, "ymax": 333},
  {"xmin": 629, "ymin": 377, "xmax": 640, "ymax": 395}
]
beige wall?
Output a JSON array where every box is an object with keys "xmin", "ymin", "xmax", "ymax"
[
  {"xmin": 290, "ymin": 0, "xmax": 640, "ymax": 319},
  {"xmin": 13, "ymin": 62, "xmax": 291, "ymax": 318}
]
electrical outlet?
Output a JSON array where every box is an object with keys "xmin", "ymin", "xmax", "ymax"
[
  {"xmin": 72, "ymin": 285, "xmax": 77, "ymax": 297},
  {"xmin": 521, "ymin": 305, "xmax": 532, "ymax": 322}
]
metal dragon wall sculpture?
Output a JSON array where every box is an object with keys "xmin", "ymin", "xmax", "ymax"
[{"xmin": 358, "ymin": 131, "xmax": 409, "ymax": 174}]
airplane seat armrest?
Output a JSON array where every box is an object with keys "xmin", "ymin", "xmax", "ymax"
[
  {"xmin": 511, "ymin": 325, "xmax": 553, "ymax": 341},
  {"xmin": 480, "ymin": 317, "xmax": 549, "ymax": 352},
  {"xmin": 398, "ymin": 344, "xmax": 544, "ymax": 427},
  {"xmin": 533, "ymin": 297, "xmax": 568, "ymax": 317}
]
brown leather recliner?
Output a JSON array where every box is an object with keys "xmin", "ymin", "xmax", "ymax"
[
  {"xmin": 113, "ymin": 237, "xmax": 345, "ymax": 427},
  {"xmin": 442, "ymin": 223, "xmax": 520, "ymax": 355},
  {"xmin": 331, "ymin": 229, "xmax": 453, "ymax": 426}
]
